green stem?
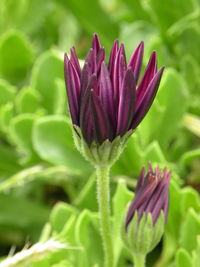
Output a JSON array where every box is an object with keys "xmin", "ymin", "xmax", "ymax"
[
  {"xmin": 133, "ymin": 254, "xmax": 146, "ymax": 267},
  {"xmin": 96, "ymin": 166, "xmax": 113, "ymax": 267}
]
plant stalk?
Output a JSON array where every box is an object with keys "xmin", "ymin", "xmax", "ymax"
[
  {"xmin": 96, "ymin": 165, "xmax": 113, "ymax": 267},
  {"xmin": 133, "ymin": 254, "xmax": 146, "ymax": 267}
]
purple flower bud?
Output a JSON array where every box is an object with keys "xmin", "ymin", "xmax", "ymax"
[
  {"xmin": 64, "ymin": 34, "xmax": 164, "ymax": 145},
  {"xmin": 126, "ymin": 164, "xmax": 171, "ymax": 229}
]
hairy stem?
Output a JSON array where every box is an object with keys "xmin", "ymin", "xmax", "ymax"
[{"xmin": 96, "ymin": 166, "xmax": 113, "ymax": 267}]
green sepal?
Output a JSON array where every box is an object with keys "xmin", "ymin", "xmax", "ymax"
[
  {"xmin": 149, "ymin": 212, "xmax": 165, "ymax": 252},
  {"xmin": 72, "ymin": 126, "xmax": 133, "ymax": 167},
  {"xmin": 122, "ymin": 211, "xmax": 165, "ymax": 256}
]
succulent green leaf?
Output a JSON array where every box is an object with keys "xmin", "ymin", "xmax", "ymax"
[
  {"xmin": 0, "ymin": 31, "xmax": 34, "ymax": 83},
  {"xmin": 0, "ymin": 103, "xmax": 14, "ymax": 132},
  {"xmin": 175, "ymin": 248, "xmax": 193, "ymax": 267},
  {"xmin": 112, "ymin": 179, "xmax": 133, "ymax": 264},
  {"xmin": 0, "ymin": 79, "xmax": 16, "ymax": 106},
  {"xmin": 32, "ymin": 115, "xmax": 91, "ymax": 175},
  {"xmin": 15, "ymin": 87, "xmax": 43, "ymax": 114},
  {"xmin": 179, "ymin": 208, "xmax": 200, "ymax": 252},
  {"xmin": 58, "ymin": 0, "xmax": 118, "ymax": 48},
  {"xmin": 50, "ymin": 202, "xmax": 77, "ymax": 233},
  {"xmin": 156, "ymin": 69, "xmax": 188, "ymax": 148},
  {"xmin": 9, "ymin": 114, "xmax": 38, "ymax": 163},
  {"xmin": 31, "ymin": 51, "xmax": 64, "ymax": 113}
]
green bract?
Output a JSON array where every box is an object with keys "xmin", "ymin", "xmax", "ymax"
[
  {"xmin": 122, "ymin": 211, "xmax": 165, "ymax": 255},
  {"xmin": 73, "ymin": 125, "xmax": 133, "ymax": 166}
]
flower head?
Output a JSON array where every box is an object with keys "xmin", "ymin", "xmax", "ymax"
[
  {"xmin": 126, "ymin": 163, "xmax": 171, "ymax": 229},
  {"xmin": 122, "ymin": 164, "xmax": 171, "ymax": 256},
  {"xmin": 64, "ymin": 34, "xmax": 164, "ymax": 146}
]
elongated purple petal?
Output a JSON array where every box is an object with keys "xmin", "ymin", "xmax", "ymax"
[
  {"xmin": 70, "ymin": 47, "xmax": 81, "ymax": 78},
  {"xmin": 126, "ymin": 179, "xmax": 158, "ymax": 227},
  {"xmin": 145, "ymin": 179, "xmax": 167, "ymax": 215},
  {"xmin": 128, "ymin": 41, "xmax": 144, "ymax": 84},
  {"xmin": 79, "ymin": 75, "xmax": 98, "ymax": 143},
  {"xmin": 116, "ymin": 68, "xmax": 136, "ymax": 136},
  {"xmin": 136, "ymin": 51, "xmax": 157, "ymax": 108},
  {"xmin": 131, "ymin": 67, "xmax": 164, "ymax": 129},
  {"xmin": 99, "ymin": 62, "xmax": 115, "ymax": 133},
  {"xmin": 64, "ymin": 54, "xmax": 80, "ymax": 124},
  {"xmin": 96, "ymin": 48, "xmax": 105, "ymax": 74},
  {"xmin": 92, "ymin": 34, "xmax": 101, "ymax": 55},
  {"xmin": 151, "ymin": 186, "xmax": 168, "ymax": 224},
  {"xmin": 85, "ymin": 48, "xmax": 95, "ymax": 75},
  {"xmin": 113, "ymin": 44, "xmax": 126, "ymax": 103},
  {"xmin": 119, "ymin": 54, "xmax": 127, "ymax": 90},
  {"xmin": 80, "ymin": 63, "xmax": 89, "ymax": 100},
  {"xmin": 108, "ymin": 40, "xmax": 119, "ymax": 74},
  {"xmin": 126, "ymin": 164, "xmax": 171, "ymax": 228},
  {"xmin": 135, "ymin": 167, "xmax": 145, "ymax": 194},
  {"xmin": 80, "ymin": 91, "xmax": 93, "ymax": 144},
  {"xmin": 90, "ymin": 89, "xmax": 112, "ymax": 144}
]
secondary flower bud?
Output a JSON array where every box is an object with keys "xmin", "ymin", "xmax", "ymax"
[
  {"xmin": 122, "ymin": 164, "xmax": 171, "ymax": 256},
  {"xmin": 64, "ymin": 35, "xmax": 164, "ymax": 166}
]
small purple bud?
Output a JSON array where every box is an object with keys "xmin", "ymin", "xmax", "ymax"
[{"xmin": 126, "ymin": 164, "xmax": 171, "ymax": 229}]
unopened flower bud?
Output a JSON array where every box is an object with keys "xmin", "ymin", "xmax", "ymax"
[
  {"xmin": 64, "ymin": 35, "xmax": 164, "ymax": 166},
  {"xmin": 122, "ymin": 164, "xmax": 171, "ymax": 258}
]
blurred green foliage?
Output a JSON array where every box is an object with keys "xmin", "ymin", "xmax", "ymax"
[{"xmin": 0, "ymin": 0, "xmax": 199, "ymax": 266}]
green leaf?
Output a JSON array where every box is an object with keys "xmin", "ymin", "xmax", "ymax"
[
  {"xmin": 144, "ymin": 141, "xmax": 166, "ymax": 164},
  {"xmin": 120, "ymin": 21, "xmax": 156, "ymax": 59},
  {"xmin": 75, "ymin": 210, "xmax": 103, "ymax": 266},
  {"xmin": 0, "ymin": 0, "xmax": 28, "ymax": 30},
  {"xmin": 15, "ymin": 87, "xmax": 43, "ymax": 114},
  {"xmin": 166, "ymin": 180, "xmax": 182, "ymax": 239},
  {"xmin": 112, "ymin": 179, "xmax": 133, "ymax": 266},
  {"xmin": 158, "ymin": 233, "xmax": 177, "ymax": 267},
  {"xmin": 51, "ymin": 260, "xmax": 74, "ymax": 267},
  {"xmin": 32, "ymin": 115, "xmax": 91, "ymax": 175},
  {"xmin": 148, "ymin": 0, "xmax": 196, "ymax": 33},
  {"xmin": 112, "ymin": 132, "xmax": 143, "ymax": 176},
  {"xmin": 0, "ymin": 194, "xmax": 49, "ymax": 242},
  {"xmin": 155, "ymin": 68, "xmax": 188, "ymax": 148},
  {"xmin": 75, "ymin": 173, "xmax": 98, "ymax": 212},
  {"xmin": 0, "ymin": 142, "xmax": 21, "ymax": 177},
  {"xmin": 121, "ymin": 0, "xmax": 151, "ymax": 22},
  {"xmin": 181, "ymin": 187, "xmax": 200, "ymax": 214},
  {"xmin": 138, "ymin": 99, "xmax": 164, "ymax": 146},
  {"xmin": 147, "ymin": 37, "xmax": 172, "ymax": 67},
  {"xmin": 180, "ymin": 148, "xmax": 200, "ymax": 168},
  {"xmin": 183, "ymin": 114, "xmax": 200, "ymax": 138},
  {"xmin": 179, "ymin": 208, "xmax": 200, "ymax": 252},
  {"xmin": 9, "ymin": 114, "xmax": 38, "ymax": 163},
  {"xmin": 0, "ymin": 30, "xmax": 34, "ymax": 83},
  {"xmin": 193, "ymin": 236, "xmax": 200, "ymax": 267},
  {"xmin": 39, "ymin": 223, "xmax": 52, "ymax": 243},
  {"xmin": 173, "ymin": 24, "xmax": 200, "ymax": 62},
  {"xmin": 54, "ymin": 79, "xmax": 67, "ymax": 115},
  {"xmin": 180, "ymin": 55, "xmax": 200, "ymax": 95},
  {"xmin": 0, "ymin": 103, "xmax": 14, "ymax": 132},
  {"xmin": 59, "ymin": 0, "xmax": 118, "ymax": 47},
  {"xmin": 31, "ymin": 50, "xmax": 64, "ymax": 113},
  {"xmin": 175, "ymin": 248, "xmax": 193, "ymax": 267},
  {"xmin": 50, "ymin": 202, "xmax": 77, "ymax": 233},
  {"xmin": 0, "ymin": 79, "xmax": 16, "ymax": 106}
]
